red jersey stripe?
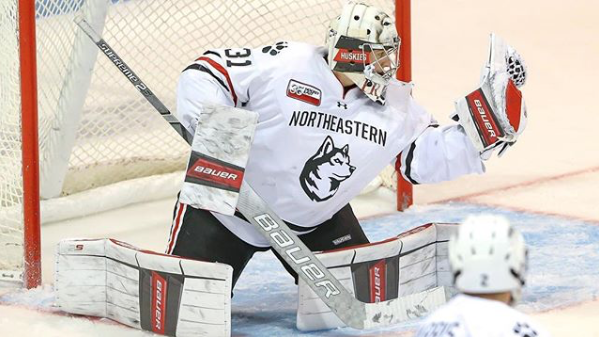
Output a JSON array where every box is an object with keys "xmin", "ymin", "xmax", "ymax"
[
  {"xmin": 196, "ymin": 57, "xmax": 238, "ymax": 106},
  {"xmin": 166, "ymin": 202, "xmax": 186, "ymax": 254}
]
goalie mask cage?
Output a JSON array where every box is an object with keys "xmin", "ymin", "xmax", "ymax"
[{"xmin": 0, "ymin": 0, "xmax": 411, "ymax": 288}]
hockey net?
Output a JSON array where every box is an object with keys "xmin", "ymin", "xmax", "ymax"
[{"xmin": 0, "ymin": 0, "xmax": 400, "ymax": 286}]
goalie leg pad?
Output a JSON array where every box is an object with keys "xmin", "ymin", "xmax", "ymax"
[
  {"xmin": 296, "ymin": 223, "xmax": 458, "ymax": 331},
  {"xmin": 55, "ymin": 238, "xmax": 233, "ymax": 337}
]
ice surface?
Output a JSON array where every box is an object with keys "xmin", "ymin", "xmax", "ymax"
[{"xmin": 2, "ymin": 0, "xmax": 599, "ymax": 335}]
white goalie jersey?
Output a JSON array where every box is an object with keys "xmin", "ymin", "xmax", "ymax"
[
  {"xmin": 415, "ymin": 294, "xmax": 552, "ymax": 337},
  {"xmin": 177, "ymin": 41, "xmax": 483, "ymax": 246}
]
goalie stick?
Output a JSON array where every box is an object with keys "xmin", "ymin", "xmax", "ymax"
[
  {"xmin": 73, "ymin": 18, "xmax": 193, "ymax": 145},
  {"xmin": 75, "ymin": 17, "xmax": 448, "ymax": 330}
]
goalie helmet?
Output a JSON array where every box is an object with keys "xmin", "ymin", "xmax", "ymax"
[
  {"xmin": 326, "ymin": 1, "xmax": 400, "ymax": 104},
  {"xmin": 449, "ymin": 214, "xmax": 528, "ymax": 304}
]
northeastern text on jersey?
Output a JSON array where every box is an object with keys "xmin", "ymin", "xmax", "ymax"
[{"xmin": 289, "ymin": 110, "xmax": 387, "ymax": 147}]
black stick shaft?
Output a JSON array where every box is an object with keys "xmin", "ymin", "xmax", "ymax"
[{"xmin": 75, "ymin": 16, "xmax": 192, "ymax": 144}]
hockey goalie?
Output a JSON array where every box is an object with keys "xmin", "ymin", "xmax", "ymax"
[{"xmin": 57, "ymin": 1, "xmax": 529, "ymax": 335}]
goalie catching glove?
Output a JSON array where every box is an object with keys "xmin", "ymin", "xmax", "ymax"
[{"xmin": 453, "ymin": 34, "xmax": 527, "ymax": 160}]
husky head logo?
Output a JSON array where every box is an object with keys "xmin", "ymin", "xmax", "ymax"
[{"xmin": 300, "ymin": 136, "xmax": 356, "ymax": 202}]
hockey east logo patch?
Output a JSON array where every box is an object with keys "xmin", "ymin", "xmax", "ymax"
[
  {"xmin": 299, "ymin": 136, "xmax": 355, "ymax": 202},
  {"xmin": 286, "ymin": 80, "xmax": 322, "ymax": 106}
]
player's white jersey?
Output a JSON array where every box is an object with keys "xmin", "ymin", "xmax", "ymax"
[
  {"xmin": 177, "ymin": 41, "xmax": 483, "ymax": 246},
  {"xmin": 415, "ymin": 294, "xmax": 551, "ymax": 337}
]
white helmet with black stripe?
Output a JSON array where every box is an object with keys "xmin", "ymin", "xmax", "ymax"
[
  {"xmin": 449, "ymin": 214, "xmax": 528, "ymax": 304},
  {"xmin": 326, "ymin": 1, "xmax": 400, "ymax": 104}
]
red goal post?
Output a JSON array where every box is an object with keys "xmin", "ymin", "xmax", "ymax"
[
  {"xmin": 395, "ymin": 0, "xmax": 414, "ymax": 211},
  {"xmin": 18, "ymin": 0, "xmax": 42, "ymax": 289},
  {"xmin": 2, "ymin": 0, "xmax": 412, "ymax": 289}
]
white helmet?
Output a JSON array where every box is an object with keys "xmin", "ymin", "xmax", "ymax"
[
  {"xmin": 449, "ymin": 214, "xmax": 528, "ymax": 304},
  {"xmin": 326, "ymin": 2, "xmax": 400, "ymax": 104}
]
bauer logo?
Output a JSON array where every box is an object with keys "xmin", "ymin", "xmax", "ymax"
[
  {"xmin": 185, "ymin": 151, "xmax": 244, "ymax": 192},
  {"xmin": 287, "ymin": 80, "xmax": 322, "ymax": 106},
  {"xmin": 254, "ymin": 213, "xmax": 341, "ymax": 299},
  {"xmin": 151, "ymin": 271, "xmax": 168, "ymax": 334},
  {"xmin": 466, "ymin": 89, "xmax": 504, "ymax": 147},
  {"xmin": 369, "ymin": 260, "xmax": 386, "ymax": 303}
]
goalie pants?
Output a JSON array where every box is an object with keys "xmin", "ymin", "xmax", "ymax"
[{"xmin": 167, "ymin": 202, "xmax": 369, "ymax": 291}]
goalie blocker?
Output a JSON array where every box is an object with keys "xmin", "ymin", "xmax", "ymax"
[{"xmin": 55, "ymin": 239, "xmax": 233, "ymax": 337}]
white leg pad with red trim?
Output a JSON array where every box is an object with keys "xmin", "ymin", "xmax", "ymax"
[
  {"xmin": 296, "ymin": 223, "xmax": 458, "ymax": 331},
  {"xmin": 55, "ymin": 238, "xmax": 233, "ymax": 337}
]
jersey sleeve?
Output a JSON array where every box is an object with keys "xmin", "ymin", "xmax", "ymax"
[
  {"xmin": 175, "ymin": 47, "xmax": 263, "ymax": 135},
  {"xmin": 399, "ymin": 124, "xmax": 485, "ymax": 184}
]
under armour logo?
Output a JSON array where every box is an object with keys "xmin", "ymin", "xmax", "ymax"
[{"xmin": 337, "ymin": 102, "xmax": 347, "ymax": 109}]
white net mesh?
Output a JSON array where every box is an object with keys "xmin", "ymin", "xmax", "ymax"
[
  {"xmin": 0, "ymin": 0, "xmax": 395, "ymax": 281},
  {"xmin": 0, "ymin": 0, "xmax": 25, "ymax": 280}
]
